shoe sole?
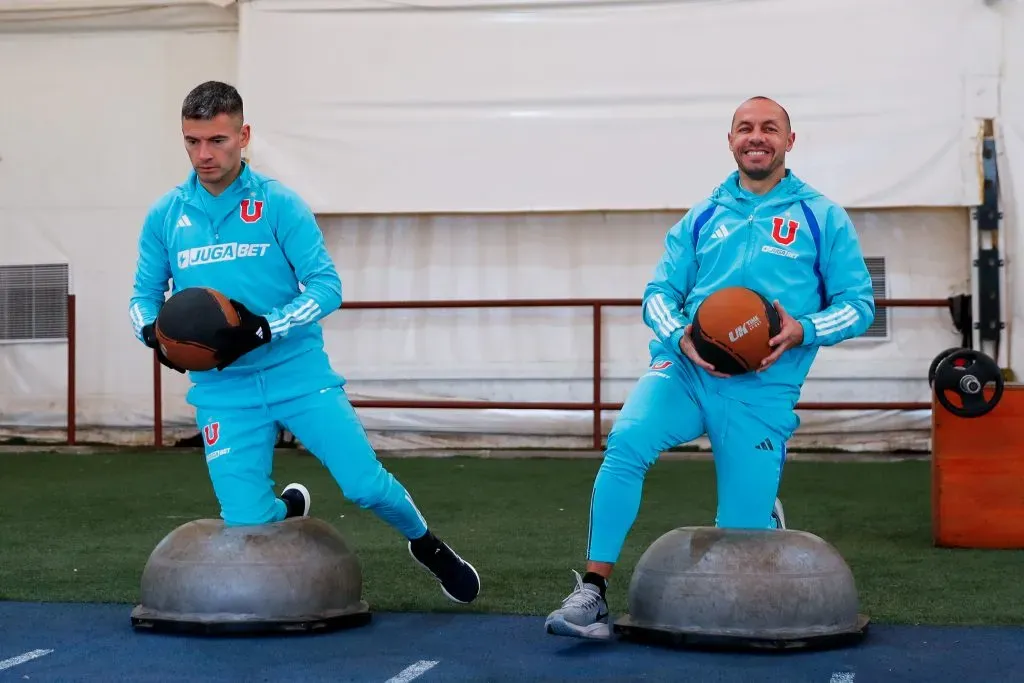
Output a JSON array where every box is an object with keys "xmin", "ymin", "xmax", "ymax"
[
  {"xmin": 772, "ymin": 498, "xmax": 786, "ymax": 529},
  {"xmin": 282, "ymin": 483, "xmax": 311, "ymax": 516},
  {"xmin": 545, "ymin": 614, "xmax": 611, "ymax": 640},
  {"xmin": 407, "ymin": 543, "xmax": 482, "ymax": 604}
]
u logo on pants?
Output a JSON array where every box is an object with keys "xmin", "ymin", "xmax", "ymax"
[{"xmin": 196, "ymin": 381, "xmax": 427, "ymax": 538}]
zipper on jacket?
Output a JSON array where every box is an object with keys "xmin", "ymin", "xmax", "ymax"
[
  {"xmin": 209, "ymin": 210, "xmax": 221, "ymax": 243},
  {"xmin": 211, "ymin": 206, "xmax": 220, "ymax": 242},
  {"xmin": 193, "ymin": 193, "xmax": 220, "ymax": 243},
  {"xmin": 743, "ymin": 209, "xmax": 758, "ymax": 286}
]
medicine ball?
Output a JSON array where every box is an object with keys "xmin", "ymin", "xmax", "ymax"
[
  {"xmin": 691, "ymin": 286, "xmax": 782, "ymax": 375},
  {"xmin": 155, "ymin": 287, "xmax": 240, "ymax": 371}
]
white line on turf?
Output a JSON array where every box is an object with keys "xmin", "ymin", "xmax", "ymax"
[
  {"xmin": 830, "ymin": 673, "xmax": 855, "ymax": 683},
  {"xmin": 385, "ymin": 659, "xmax": 439, "ymax": 682},
  {"xmin": 0, "ymin": 649, "xmax": 54, "ymax": 672}
]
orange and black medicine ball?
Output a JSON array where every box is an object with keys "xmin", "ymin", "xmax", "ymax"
[
  {"xmin": 690, "ymin": 286, "xmax": 782, "ymax": 375},
  {"xmin": 155, "ymin": 287, "xmax": 240, "ymax": 371}
]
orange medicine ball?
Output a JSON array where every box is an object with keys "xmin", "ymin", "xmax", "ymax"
[
  {"xmin": 155, "ymin": 287, "xmax": 241, "ymax": 371},
  {"xmin": 690, "ymin": 286, "xmax": 782, "ymax": 375}
]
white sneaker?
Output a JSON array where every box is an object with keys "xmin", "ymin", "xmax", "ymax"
[
  {"xmin": 771, "ymin": 497, "xmax": 787, "ymax": 529},
  {"xmin": 544, "ymin": 570, "xmax": 611, "ymax": 640}
]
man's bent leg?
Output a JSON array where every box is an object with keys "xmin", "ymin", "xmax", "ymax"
[
  {"xmin": 706, "ymin": 400, "xmax": 797, "ymax": 529},
  {"xmin": 587, "ymin": 358, "xmax": 706, "ymax": 569},
  {"xmin": 195, "ymin": 405, "xmax": 285, "ymax": 526},
  {"xmin": 278, "ymin": 386, "xmax": 480, "ymax": 604},
  {"xmin": 546, "ymin": 356, "xmax": 705, "ymax": 640},
  {"xmin": 278, "ymin": 386, "xmax": 427, "ymax": 538}
]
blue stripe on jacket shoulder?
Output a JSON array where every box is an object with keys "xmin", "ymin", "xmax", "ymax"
[
  {"xmin": 798, "ymin": 200, "xmax": 826, "ymax": 308},
  {"xmin": 690, "ymin": 203, "xmax": 720, "ymax": 249}
]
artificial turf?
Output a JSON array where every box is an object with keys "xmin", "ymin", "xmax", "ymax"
[{"xmin": 2, "ymin": 450, "xmax": 1022, "ymax": 625}]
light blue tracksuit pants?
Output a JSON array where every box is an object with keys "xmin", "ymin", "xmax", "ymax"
[
  {"xmin": 189, "ymin": 350, "xmax": 429, "ymax": 538},
  {"xmin": 587, "ymin": 352, "xmax": 797, "ymax": 564}
]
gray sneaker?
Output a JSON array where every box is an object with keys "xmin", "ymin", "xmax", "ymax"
[
  {"xmin": 544, "ymin": 570, "xmax": 611, "ymax": 640},
  {"xmin": 772, "ymin": 497, "xmax": 787, "ymax": 529}
]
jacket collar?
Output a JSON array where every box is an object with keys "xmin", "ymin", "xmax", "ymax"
[{"xmin": 180, "ymin": 161, "xmax": 255, "ymax": 204}]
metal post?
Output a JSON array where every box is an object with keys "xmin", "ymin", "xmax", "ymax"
[
  {"xmin": 153, "ymin": 351, "xmax": 163, "ymax": 448},
  {"xmin": 592, "ymin": 303, "xmax": 603, "ymax": 450},
  {"xmin": 66, "ymin": 294, "xmax": 76, "ymax": 445}
]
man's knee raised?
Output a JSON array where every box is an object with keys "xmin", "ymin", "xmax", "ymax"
[{"xmin": 605, "ymin": 419, "xmax": 660, "ymax": 472}]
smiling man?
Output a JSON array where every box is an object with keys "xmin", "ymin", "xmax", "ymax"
[
  {"xmin": 543, "ymin": 96, "xmax": 876, "ymax": 640},
  {"xmin": 128, "ymin": 81, "xmax": 481, "ymax": 606}
]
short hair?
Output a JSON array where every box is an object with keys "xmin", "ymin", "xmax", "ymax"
[{"xmin": 181, "ymin": 81, "xmax": 243, "ymax": 121}]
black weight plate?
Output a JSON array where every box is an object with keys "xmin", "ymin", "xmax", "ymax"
[
  {"xmin": 928, "ymin": 347, "xmax": 963, "ymax": 388},
  {"xmin": 933, "ymin": 349, "xmax": 1004, "ymax": 418}
]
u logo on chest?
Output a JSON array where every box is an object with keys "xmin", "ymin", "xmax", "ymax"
[
  {"xmin": 771, "ymin": 216, "xmax": 800, "ymax": 246},
  {"xmin": 240, "ymin": 199, "xmax": 264, "ymax": 224}
]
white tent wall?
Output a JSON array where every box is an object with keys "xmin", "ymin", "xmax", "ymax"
[
  {"xmin": 0, "ymin": 0, "xmax": 235, "ymax": 32},
  {"xmin": 308, "ymin": 207, "xmax": 968, "ymax": 452},
  {"xmin": 235, "ymin": 0, "xmax": 997, "ymax": 214},
  {"xmin": 232, "ymin": 0, "xmax": 998, "ymax": 451},
  {"xmin": 1002, "ymin": 0, "xmax": 1024, "ymax": 380},
  {"xmin": 0, "ymin": 0, "xmax": 1018, "ymax": 453},
  {"xmin": 81, "ymin": 205, "xmax": 968, "ymax": 452},
  {"xmin": 0, "ymin": 2, "xmax": 237, "ymax": 442}
]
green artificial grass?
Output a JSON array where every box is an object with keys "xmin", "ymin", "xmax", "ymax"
[{"xmin": 2, "ymin": 451, "xmax": 1022, "ymax": 625}]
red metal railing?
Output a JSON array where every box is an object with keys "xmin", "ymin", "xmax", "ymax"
[
  {"xmin": 66, "ymin": 294, "xmax": 76, "ymax": 445},
  {"xmin": 149, "ymin": 297, "xmax": 947, "ymax": 448}
]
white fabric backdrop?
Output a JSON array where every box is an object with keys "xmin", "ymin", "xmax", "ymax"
[
  {"xmin": 0, "ymin": 11, "xmax": 238, "ymax": 437},
  {"xmin": 0, "ymin": 204, "xmax": 970, "ymax": 451},
  {"xmin": 309, "ymin": 207, "xmax": 968, "ymax": 451},
  {"xmin": 0, "ymin": 0, "xmax": 1018, "ymax": 453},
  {"xmin": 0, "ymin": 0, "xmax": 235, "ymax": 32},
  {"xmin": 1002, "ymin": 0, "xmax": 1024, "ymax": 376},
  {"xmin": 238, "ymin": 0, "xmax": 997, "ymax": 213}
]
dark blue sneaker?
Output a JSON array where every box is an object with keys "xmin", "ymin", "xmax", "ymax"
[{"xmin": 408, "ymin": 532, "xmax": 481, "ymax": 604}]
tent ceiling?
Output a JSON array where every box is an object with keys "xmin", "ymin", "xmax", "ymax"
[{"xmin": 0, "ymin": 0, "xmax": 236, "ymax": 31}]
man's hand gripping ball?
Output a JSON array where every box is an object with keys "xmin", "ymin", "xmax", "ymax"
[{"xmin": 212, "ymin": 299, "xmax": 271, "ymax": 370}]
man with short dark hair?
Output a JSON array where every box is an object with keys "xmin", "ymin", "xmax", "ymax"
[
  {"xmin": 543, "ymin": 96, "xmax": 875, "ymax": 640},
  {"xmin": 128, "ymin": 80, "xmax": 481, "ymax": 605}
]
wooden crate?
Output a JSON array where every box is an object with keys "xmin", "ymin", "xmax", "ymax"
[{"xmin": 931, "ymin": 383, "xmax": 1024, "ymax": 548}]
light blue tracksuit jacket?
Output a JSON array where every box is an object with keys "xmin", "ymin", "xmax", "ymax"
[
  {"xmin": 642, "ymin": 169, "xmax": 876, "ymax": 408},
  {"xmin": 585, "ymin": 170, "xmax": 877, "ymax": 558},
  {"xmin": 126, "ymin": 164, "xmax": 429, "ymax": 535},
  {"xmin": 128, "ymin": 162, "xmax": 344, "ymax": 406}
]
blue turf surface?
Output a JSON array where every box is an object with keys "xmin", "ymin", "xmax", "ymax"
[{"xmin": 1, "ymin": 602, "xmax": 1023, "ymax": 682}]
